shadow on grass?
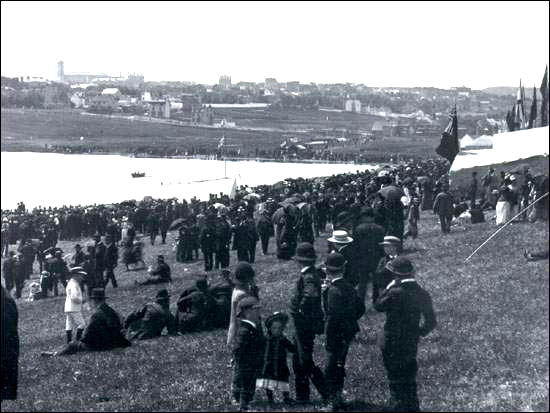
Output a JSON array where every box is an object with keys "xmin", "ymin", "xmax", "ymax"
[
  {"xmin": 401, "ymin": 246, "xmax": 428, "ymax": 255},
  {"xmin": 345, "ymin": 399, "xmax": 387, "ymax": 412}
]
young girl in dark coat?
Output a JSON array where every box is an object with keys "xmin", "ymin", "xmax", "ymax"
[{"xmin": 256, "ymin": 312, "xmax": 296, "ymax": 405}]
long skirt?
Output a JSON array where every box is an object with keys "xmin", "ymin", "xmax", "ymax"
[{"xmin": 495, "ymin": 201, "xmax": 511, "ymax": 225}]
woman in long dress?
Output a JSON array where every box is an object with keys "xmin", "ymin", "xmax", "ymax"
[{"xmin": 495, "ymin": 178, "xmax": 514, "ymax": 225}]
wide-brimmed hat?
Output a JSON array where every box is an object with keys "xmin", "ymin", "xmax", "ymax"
[
  {"xmin": 69, "ymin": 266, "xmax": 87, "ymax": 277},
  {"xmin": 89, "ymin": 288, "xmax": 107, "ymax": 300},
  {"xmin": 379, "ymin": 235, "xmax": 401, "ymax": 246},
  {"xmin": 236, "ymin": 296, "xmax": 261, "ymax": 317},
  {"xmin": 294, "ymin": 242, "xmax": 317, "ymax": 262},
  {"xmin": 385, "ymin": 257, "xmax": 414, "ymax": 278},
  {"xmin": 155, "ymin": 289, "xmax": 170, "ymax": 302},
  {"xmin": 325, "ymin": 252, "xmax": 346, "ymax": 271},
  {"xmin": 265, "ymin": 312, "xmax": 289, "ymax": 329},
  {"xmin": 328, "ymin": 230, "xmax": 353, "ymax": 244}
]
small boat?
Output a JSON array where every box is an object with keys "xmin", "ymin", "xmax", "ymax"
[{"xmin": 131, "ymin": 172, "xmax": 146, "ymax": 178}]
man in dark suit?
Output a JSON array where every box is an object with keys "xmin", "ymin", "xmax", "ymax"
[
  {"xmin": 72, "ymin": 244, "xmax": 85, "ymax": 267},
  {"xmin": 124, "ymin": 289, "xmax": 177, "ymax": 340},
  {"xmin": 353, "ymin": 207, "xmax": 386, "ymax": 304},
  {"xmin": 49, "ymin": 288, "xmax": 131, "ymax": 356},
  {"xmin": 215, "ymin": 213, "xmax": 232, "ymax": 269},
  {"xmin": 374, "ymin": 257, "xmax": 437, "ymax": 412},
  {"xmin": 290, "ymin": 242, "xmax": 328, "ymax": 404},
  {"xmin": 103, "ymin": 235, "xmax": 119, "ymax": 289},
  {"xmin": 94, "ymin": 234, "xmax": 106, "ymax": 287},
  {"xmin": 323, "ymin": 253, "xmax": 365, "ymax": 411},
  {"xmin": 1, "ymin": 286, "xmax": 19, "ymax": 401},
  {"xmin": 433, "ymin": 183, "xmax": 454, "ymax": 234},
  {"xmin": 2, "ymin": 251, "xmax": 17, "ymax": 295},
  {"xmin": 372, "ymin": 236, "xmax": 401, "ymax": 305},
  {"xmin": 232, "ymin": 296, "xmax": 265, "ymax": 411}
]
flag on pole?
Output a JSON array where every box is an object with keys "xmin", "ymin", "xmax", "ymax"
[
  {"xmin": 528, "ymin": 86, "xmax": 537, "ymax": 129},
  {"xmin": 436, "ymin": 106, "xmax": 459, "ymax": 165},
  {"xmin": 514, "ymin": 79, "xmax": 526, "ymax": 130},
  {"xmin": 229, "ymin": 178, "xmax": 237, "ymax": 200},
  {"xmin": 217, "ymin": 135, "xmax": 225, "ymax": 149},
  {"xmin": 541, "ymin": 65, "xmax": 549, "ymax": 127}
]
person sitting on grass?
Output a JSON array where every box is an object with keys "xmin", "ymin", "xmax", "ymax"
[
  {"xmin": 524, "ymin": 248, "xmax": 549, "ymax": 262},
  {"xmin": 41, "ymin": 288, "xmax": 130, "ymax": 356},
  {"xmin": 136, "ymin": 255, "xmax": 171, "ymax": 286},
  {"xmin": 175, "ymin": 277, "xmax": 217, "ymax": 334},
  {"xmin": 256, "ymin": 312, "xmax": 296, "ymax": 407},
  {"xmin": 232, "ymin": 296, "xmax": 265, "ymax": 412},
  {"xmin": 124, "ymin": 289, "xmax": 177, "ymax": 340}
]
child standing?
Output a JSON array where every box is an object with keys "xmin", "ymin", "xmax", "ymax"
[
  {"xmin": 64, "ymin": 268, "xmax": 87, "ymax": 343},
  {"xmin": 256, "ymin": 312, "xmax": 296, "ymax": 406},
  {"xmin": 232, "ymin": 296, "xmax": 265, "ymax": 411}
]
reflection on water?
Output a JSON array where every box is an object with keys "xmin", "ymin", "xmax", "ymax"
[{"xmin": 1, "ymin": 152, "xmax": 374, "ymax": 209}]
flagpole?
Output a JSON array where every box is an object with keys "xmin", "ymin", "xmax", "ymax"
[{"xmin": 464, "ymin": 191, "xmax": 549, "ymax": 262}]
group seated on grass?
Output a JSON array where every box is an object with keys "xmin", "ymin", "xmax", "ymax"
[{"xmin": 41, "ymin": 269, "xmax": 235, "ymax": 357}]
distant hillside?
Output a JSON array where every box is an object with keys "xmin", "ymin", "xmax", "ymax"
[{"xmin": 482, "ymin": 87, "xmax": 516, "ymax": 96}]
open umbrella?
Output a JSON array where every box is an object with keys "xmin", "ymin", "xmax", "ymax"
[
  {"xmin": 168, "ymin": 218, "xmax": 186, "ymax": 231},
  {"xmin": 378, "ymin": 185, "xmax": 404, "ymax": 201}
]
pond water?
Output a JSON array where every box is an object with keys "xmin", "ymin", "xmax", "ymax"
[{"xmin": 1, "ymin": 152, "xmax": 375, "ymax": 209}]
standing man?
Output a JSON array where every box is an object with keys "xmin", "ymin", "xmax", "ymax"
[
  {"xmin": 374, "ymin": 257, "xmax": 437, "ymax": 412},
  {"xmin": 19, "ymin": 239, "xmax": 36, "ymax": 280},
  {"xmin": 290, "ymin": 242, "xmax": 328, "ymax": 405},
  {"xmin": 2, "ymin": 251, "xmax": 17, "ymax": 296},
  {"xmin": 94, "ymin": 234, "xmax": 106, "ymax": 288},
  {"xmin": 353, "ymin": 208, "xmax": 386, "ymax": 304},
  {"xmin": 72, "ymin": 244, "xmax": 85, "ymax": 267},
  {"xmin": 49, "ymin": 250, "xmax": 69, "ymax": 297},
  {"xmin": 104, "ymin": 235, "xmax": 119, "ymax": 289},
  {"xmin": 1, "ymin": 286, "xmax": 19, "ymax": 401},
  {"xmin": 257, "ymin": 209, "xmax": 274, "ymax": 256},
  {"xmin": 147, "ymin": 212, "xmax": 160, "ymax": 246},
  {"xmin": 200, "ymin": 213, "xmax": 217, "ymax": 272},
  {"xmin": 159, "ymin": 213, "xmax": 169, "ymax": 245},
  {"xmin": 215, "ymin": 212, "xmax": 232, "ymax": 269},
  {"xmin": 433, "ymin": 183, "xmax": 454, "ymax": 234},
  {"xmin": 372, "ymin": 236, "xmax": 401, "ymax": 305},
  {"xmin": 323, "ymin": 253, "xmax": 365, "ymax": 411},
  {"xmin": 468, "ymin": 171, "xmax": 479, "ymax": 209}
]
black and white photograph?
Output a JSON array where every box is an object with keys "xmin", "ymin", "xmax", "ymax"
[{"xmin": 1, "ymin": 1, "xmax": 549, "ymax": 412}]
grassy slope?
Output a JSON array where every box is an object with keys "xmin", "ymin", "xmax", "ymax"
[{"xmin": 1, "ymin": 212, "xmax": 548, "ymax": 412}]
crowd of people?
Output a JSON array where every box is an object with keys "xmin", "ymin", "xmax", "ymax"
[{"xmin": 1, "ymin": 156, "xmax": 548, "ymax": 411}]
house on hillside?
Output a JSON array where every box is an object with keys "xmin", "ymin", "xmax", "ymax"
[{"xmin": 101, "ymin": 88, "xmax": 121, "ymax": 99}]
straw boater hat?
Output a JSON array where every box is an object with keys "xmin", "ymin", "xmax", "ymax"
[
  {"xmin": 385, "ymin": 257, "xmax": 414, "ymax": 278},
  {"xmin": 328, "ymin": 230, "xmax": 354, "ymax": 244},
  {"xmin": 379, "ymin": 235, "xmax": 401, "ymax": 246},
  {"xmin": 89, "ymin": 288, "xmax": 107, "ymax": 300}
]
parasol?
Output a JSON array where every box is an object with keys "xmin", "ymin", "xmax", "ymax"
[{"xmin": 168, "ymin": 218, "xmax": 186, "ymax": 231}]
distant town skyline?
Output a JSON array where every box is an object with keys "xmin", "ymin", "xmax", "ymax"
[{"xmin": 2, "ymin": 1, "xmax": 548, "ymax": 89}]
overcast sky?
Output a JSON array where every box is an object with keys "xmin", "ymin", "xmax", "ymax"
[{"xmin": 1, "ymin": 1, "xmax": 548, "ymax": 89}]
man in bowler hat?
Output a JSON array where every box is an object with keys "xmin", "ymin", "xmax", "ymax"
[
  {"xmin": 374, "ymin": 257, "xmax": 436, "ymax": 412},
  {"xmin": 290, "ymin": 242, "xmax": 328, "ymax": 404}
]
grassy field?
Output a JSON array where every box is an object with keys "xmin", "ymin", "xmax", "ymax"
[
  {"xmin": 1, "ymin": 210, "xmax": 548, "ymax": 412},
  {"xmin": 0, "ymin": 109, "xmax": 439, "ymax": 161}
]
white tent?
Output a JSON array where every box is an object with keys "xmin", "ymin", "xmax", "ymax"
[
  {"xmin": 451, "ymin": 127, "xmax": 549, "ymax": 172},
  {"xmin": 460, "ymin": 134, "xmax": 475, "ymax": 149}
]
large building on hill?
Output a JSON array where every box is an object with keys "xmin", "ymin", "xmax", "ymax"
[{"xmin": 57, "ymin": 61, "xmax": 144, "ymax": 87}]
